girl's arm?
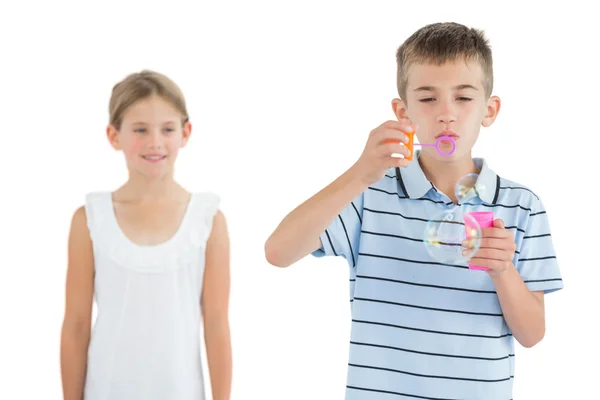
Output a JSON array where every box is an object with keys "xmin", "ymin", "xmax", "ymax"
[
  {"xmin": 60, "ymin": 207, "xmax": 94, "ymax": 400},
  {"xmin": 201, "ymin": 210, "xmax": 232, "ymax": 400}
]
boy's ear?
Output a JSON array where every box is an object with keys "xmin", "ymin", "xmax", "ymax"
[
  {"xmin": 392, "ymin": 98, "xmax": 411, "ymax": 123},
  {"xmin": 106, "ymin": 125, "xmax": 121, "ymax": 150},
  {"xmin": 482, "ymin": 95, "xmax": 501, "ymax": 127}
]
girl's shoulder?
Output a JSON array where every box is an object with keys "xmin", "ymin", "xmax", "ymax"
[{"xmin": 185, "ymin": 191, "xmax": 222, "ymax": 245}]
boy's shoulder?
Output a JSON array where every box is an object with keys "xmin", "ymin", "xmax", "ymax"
[
  {"xmin": 374, "ymin": 167, "xmax": 402, "ymax": 191},
  {"xmin": 494, "ymin": 175, "xmax": 545, "ymax": 212},
  {"xmin": 359, "ymin": 167, "xmax": 405, "ymax": 204},
  {"xmin": 367, "ymin": 167, "xmax": 546, "ymax": 211}
]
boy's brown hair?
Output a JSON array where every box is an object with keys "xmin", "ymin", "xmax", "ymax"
[
  {"xmin": 396, "ymin": 22, "xmax": 494, "ymax": 100},
  {"xmin": 109, "ymin": 70, "xmax": 189, "ymax": 130}
]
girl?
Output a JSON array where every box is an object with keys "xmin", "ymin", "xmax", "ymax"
[{"xmin": 60, "ymin": 70, "xmax": 232, "ymax": 400}]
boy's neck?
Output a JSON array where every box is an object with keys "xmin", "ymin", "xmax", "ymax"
[{"xmin": 417, "ymin": 151, "xmax": 480, "ymax": 204}]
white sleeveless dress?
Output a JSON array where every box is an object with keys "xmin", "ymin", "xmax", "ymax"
[{"xmin": 82, "ymin": 191, "xmax": 219, "ymax": 400}]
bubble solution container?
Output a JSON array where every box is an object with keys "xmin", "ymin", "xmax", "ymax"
[{"xmin": 464, "ymin": 211, "xmax": 494, "ymax": 271}]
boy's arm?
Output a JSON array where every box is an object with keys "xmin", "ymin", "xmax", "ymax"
[
  {"xmin": 500, "ymin": 197, "xmax": 563, "ymax": 348},
  {"xmin": 60, "ymin": 206, "xmax": 94, "ymax": 400},
  {"xmin": 490, "ymin": 264, "xmax": 546, "ymax": 348},
  {"xmin": 468, "ymin": 197, "xmax": 563, "ymax": 348},
  {"xmin": 265, "ymin": 120, "xmax": 413, "ymax": 268},
  {"xmin": 265, "ymin": 165, "xmax": 369, "ymax": 267},
  {"xmin": 202, "ymin": 210, "xmax": 232, "ymax": 400}
]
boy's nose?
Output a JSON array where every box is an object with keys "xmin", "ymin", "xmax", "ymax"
[
  {"xmin": 437, "ymin": 102, "xmax": 457, "ymax": 124},
  {"xmin": 438, "ymin": 114, "xmax": 457, "ymax": 124}
]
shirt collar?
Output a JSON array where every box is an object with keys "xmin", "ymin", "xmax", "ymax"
[{"xmin": 395, "ymin": 150, "xmax": 499, "ymax": 204}]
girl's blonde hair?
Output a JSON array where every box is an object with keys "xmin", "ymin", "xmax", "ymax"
[{"xmin": 109, "ymin": 70, "xmax": 189, "ymax": 130}]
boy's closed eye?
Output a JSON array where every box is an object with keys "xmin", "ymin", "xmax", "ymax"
[{"xmin": 418, "ymin": 97, "xmax": 474, "ymax": 103}]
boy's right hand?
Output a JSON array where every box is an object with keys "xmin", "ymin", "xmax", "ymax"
[{"xmin": 352, "ymin": 120, "xmax": 415, "ymax": 185}]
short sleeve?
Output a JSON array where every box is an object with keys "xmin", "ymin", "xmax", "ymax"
[
  {"xmin": 516, "ymin": 196, "xmax": 564, "ymax": 294},
  {"xmin": 311, "ymin": 192, "xmax": 364, "ymax": 268}
]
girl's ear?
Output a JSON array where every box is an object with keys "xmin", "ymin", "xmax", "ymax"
[
  {"xmin": 106, "ymin": 124, "xmax": 122, "ymax": 150},
  {"xmin": 181, "ymin": 120, "xmax": 192, "ymax": 148}
]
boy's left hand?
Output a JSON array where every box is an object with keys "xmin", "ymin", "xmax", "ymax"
[{"xmin": 464, "ymin": 219, "xmax": 517, "ymax": 276}]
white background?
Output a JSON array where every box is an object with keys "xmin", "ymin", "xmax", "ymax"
[{"xmin": 1, "ymin": 1, "xmax": 597, "ymax": 399}]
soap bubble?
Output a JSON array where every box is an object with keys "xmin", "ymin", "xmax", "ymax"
[
  {"xmin": 423, "ymin": 208, "xmax": 482, "ymax": 264},
  {"xmin": 455, "ymin": 173, "xmax": 477, "ymax": 202},
  {"xmin": 455, "ymin": 173, "xmax": 488, "ymax": 204}
]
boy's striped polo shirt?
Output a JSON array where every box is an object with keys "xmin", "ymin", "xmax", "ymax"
[{"xmin": 312, "ymin": 153, "xmax": 563, "ymax": 400}]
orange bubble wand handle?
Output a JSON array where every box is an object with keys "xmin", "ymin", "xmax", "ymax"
[{"xmin": 404, "ymin": 130, "xmax": 415, "ymax": 161}]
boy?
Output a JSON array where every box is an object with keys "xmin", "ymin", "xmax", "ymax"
[{"xmin": 264, "ymin": 22, "xmax": 563, "ymax": 399}]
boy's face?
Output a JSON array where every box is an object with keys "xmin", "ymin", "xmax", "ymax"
[
  {"xmin": 107, "ymin": 95, "xmax": 191, "ymax": 180},
  {"xmin": 392, "ymin": 59, "xmax": 500, "ymax": 162}
]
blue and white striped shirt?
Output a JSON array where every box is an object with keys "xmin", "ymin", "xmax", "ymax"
[{"xmin": 312, "ymin": 152, "xmax": 563, "ymax": 400}]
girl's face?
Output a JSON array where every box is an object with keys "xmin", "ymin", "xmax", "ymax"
[{"xmin": 107, "ymin": 95, "xmax": 191, "ymax": 180}]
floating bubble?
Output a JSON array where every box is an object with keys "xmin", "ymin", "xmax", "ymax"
[
  {"xmin": 423, "ymin": 208, "xmax": 482, "ymax": 264},
  {"xmin": 455, "ymin": 173, "xmax": 487, "ymax": 203}
]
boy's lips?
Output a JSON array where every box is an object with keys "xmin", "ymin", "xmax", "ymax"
[{"xmin": 436, "ymin": 130, "xmax": 459, "ymax": 139}]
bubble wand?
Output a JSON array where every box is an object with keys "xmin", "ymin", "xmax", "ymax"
[{"xmin": 403, "ymin": 131, "xmax": 456, "ymax": 161}]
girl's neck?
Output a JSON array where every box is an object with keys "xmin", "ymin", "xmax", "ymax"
[{"xmin": 115, "ymin": 172, "xmax": 188, "ymax": 202}]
